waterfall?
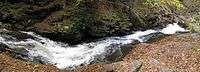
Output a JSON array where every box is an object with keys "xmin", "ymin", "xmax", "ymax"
[{"xmin": 0, "ymin": 23, "xmax": 188, "ymax": 69}]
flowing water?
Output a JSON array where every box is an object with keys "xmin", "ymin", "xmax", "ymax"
[{"xmin": 0, "ymin": 23, "xmax": 188, "ymax": 69}]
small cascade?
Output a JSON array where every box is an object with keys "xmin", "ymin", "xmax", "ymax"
[{"xmin": 0, "ymin": 23, "xmax": 188, "ymax": 69}]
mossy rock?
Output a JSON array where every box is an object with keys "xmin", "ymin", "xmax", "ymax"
[
  {"xmin": 131, "ymin": 0, "xmax": 187, "ymax": 28},
  {"xmin": 182, "ymin": 0, "xmax": 200, "ymax": 34},
  {"xmin": 187, "ymin": 12, "xmax": 200, "ymax": 33},
  {"xmin": 0, "ymin": 0, "xmax": 63, "ymax": 30},
  {"xmin": 49, "ymin": 0, "xmax": 141, "ymax": 37}
]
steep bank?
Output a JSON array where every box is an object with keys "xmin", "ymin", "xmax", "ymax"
[{"xmin": 0, "ymin": 0, "xmax": 194, "ymax": 44}]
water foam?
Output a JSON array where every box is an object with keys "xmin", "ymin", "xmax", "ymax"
[{"xmin": 161, "ymin": 23, "xmax": 189, "ymax": 34}]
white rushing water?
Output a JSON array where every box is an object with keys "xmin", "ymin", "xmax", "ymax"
[{"xmin": 0, "ymin": 23, "xmax": 188, "ymax": 69}]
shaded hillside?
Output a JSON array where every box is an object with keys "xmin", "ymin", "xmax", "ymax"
[{"xmin": 0, "ymin": 0, "xmax": 200, "ymax": 43}]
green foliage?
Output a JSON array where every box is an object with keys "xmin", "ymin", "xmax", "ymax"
[
  {"xmin": 74, "ymin": 0, "xmax": 83, "ymax": 6},
  {"xmin": 188, "ymin": 12, "xmax": 200, "ymax": 33},
  {"xmin": 0, "ymin": 2, "xmax": 28, "ymax": 17},
  {"xmin": 56, "ymin": 0, "xmax": 93, "ymax": 33},
  {"xmin": 0, "ymin": 22, "xmax": 11, "ymax": 28},
  {"xmin": 144, "ymin": 0, "xmax": 162, "ymax": 7},
  {"xmin": 100, "ymin": 11, "xmax": 132, "ymax": 30},
  {"xmin": 191, "ymin": 43, "xmax": 200, "ymax": 52},
  {"xmin": 144, "ymin": 0, "xmax": 185, "ymax": 10}
]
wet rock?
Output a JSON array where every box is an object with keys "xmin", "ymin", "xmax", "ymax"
[
  {"xmin": 141, "ymin": 32, "xmax": 166, "ymax": 42},
  {"xmin": 11, "ymin": 48, "xmax": 29, "ymax": 59},
  {"xmin": 0, "ymin": 43, "xmax": 43, "ymax": 65},
  {"xmin": 0, "ymin": 42, "xmax": 36, "ymax": 64},
  {"xmin": 0, "ymin": 30, "xmax": 43, "ymax": 64},
  {"xmin": 105, "ymin": 47, "xmax": 123, "ymax": 62},
  {"xmin": 0, "ymin": 31, "xmax": 35, "ymax": 41},
  {"xmin": 105, "ymin": 40, "xmax": 140, "ymax": 63},
  {"xmin": 37, "ymin": 32, "xmax": 84, "ymax": 45},
  {"xmin": 0, "ymin": 43, "xmax": 8, "ymax": 52}
]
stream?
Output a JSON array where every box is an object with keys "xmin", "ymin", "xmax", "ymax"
[{"xmin": 0, "ymin": 23, "xmax": 188, "ymax": 69}]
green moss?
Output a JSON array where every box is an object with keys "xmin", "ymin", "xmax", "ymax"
[
  {"xmin": 74, "ymin": 0, "xmax": 83, "ymax": 6},
  {"xmin": 192, "ymin": 43, "xmax": 200, "ymax": 52},
  {"xmin": 99, "ymin": 11, "xmax": 132, "ymax": 32},
  {"xmin": 187, "ymin": 12, "xmax": 200, "ymax": 33},
  {"xmin": 183, "ymin": 0, "xmax": 200, "ymax": 34},
  {"xmin": 0, "ymin": 22, "xmax": 12, "ymax": 29},
  {"xmin": 144, "ymin": 0, "xmax": 186, "ymax": 10},
  {"xmin": 139, "ymin": 0, "xmax": 186, "ymax": 16},
  {"xmin": 54, "ymin": 0, "xmax": 93, "ymax": 33},
  {"xmin": 0, "ymin": 2, "xmax": 29, "ymax": 16}
]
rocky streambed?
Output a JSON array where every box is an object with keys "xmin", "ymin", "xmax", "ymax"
[
  {"xmin": 0, "ymin": 33, "xmax": 200, "ymax": 72},
  {"xmin": 1, "ymin": 29, "xmax": 199, "ymax": 72},
  {"xmin": 70, "ymin": 33, "xmax": 200, "ymax": 72},
  {"xmin": 0, "ymin": 23, "xmax": 191, "ymax": 71}
]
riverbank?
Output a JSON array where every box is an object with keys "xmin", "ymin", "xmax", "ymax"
[
  {"xmin": 0, "ymin": 52, "xmax": 60, "ymax": 72},
  {"xmin": 0, "ymin": 33, "xmax": 200, "ymax": 72},
  {"xmin": 124, "ymin": 33, "xmax": 200, "ymax": 72},
  {"xmin": 71, "ymin": 33, "xmax": 200, "ymax": 72}
]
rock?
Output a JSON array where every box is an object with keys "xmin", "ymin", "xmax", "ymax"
[
  {"xmin": 161, "ymin": 68, "xmax": 175, "ymax": 72},
  {"xmin": 0, "ymin": 30, "xmax": 43, "ymax": 64},
  {"xmin": 0, "ymin": 31, "xmax": 35, "ymax": 41},
  {"xmin": 131, "ymin": 60, "xmax": 143, "ymax": 72},
  {"xmin": 11, "ymin": 48, "xmax": 29, "ymax": 60},
  {"xmin": 105, "ymin": 40, "xmax": 140, "ymax": 63},
  {"xmin": 112, "ymin": 60, "xmax": 142, "ymax": 72},
  {"xmin": 0, "ymin": 0, "xmax": 63, "ymax": 30},
  {"xmin": 0, "ymin": 43, "xmax": 8, "ymax": 52},
  {"xmin": 36, "ymin": 32, "xmax": 84, "ymax": 45},
  {"xmin": 180, "ymin": 0, "xmax": 200, "ymax": 34},
  {"xmin": 123, "ymin": 33, "xmax": 200, "ymax": 72},
  {"xmin": 141, "ymin": 32, "xmax": 166, "ymax": 42},
  {"xmin": 72, "ymin": 60, "xmax": 142, "ymax": 72},
  {"xmin": 0, "ymin": 31, "xmax": 34, "ymax": 41}
]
